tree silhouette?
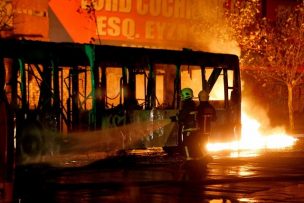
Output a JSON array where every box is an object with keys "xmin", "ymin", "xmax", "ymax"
[{"xmin": 226, "ymin": 0, "xmax": 304, "ymax": 131}]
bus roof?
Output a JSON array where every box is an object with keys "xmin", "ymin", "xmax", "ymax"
[{"xmin": 0, "ymin": 39, "xmax": 239, "ymax": 68}]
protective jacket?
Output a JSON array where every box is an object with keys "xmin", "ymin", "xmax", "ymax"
[
  {"xmin": 197, "ymin": 101, "xmax": 216, "ymax": 135},
  {"xmin": 178, "ymin": 99, "xmax": 197, "ymax": 132}
]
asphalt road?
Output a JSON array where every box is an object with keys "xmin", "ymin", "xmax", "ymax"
[{"xmin": 13, "ymin": 140, "xmax": 304, "ymax": 203}]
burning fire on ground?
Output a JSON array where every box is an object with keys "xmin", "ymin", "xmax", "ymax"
[{"xmin": 206, "ymin": 100, "xmax": 298, "ymax": 154}]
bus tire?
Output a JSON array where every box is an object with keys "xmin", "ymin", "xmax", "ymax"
[{"xmin": 19, "ymin": 121, "xmax": 44, "ymax": 163}]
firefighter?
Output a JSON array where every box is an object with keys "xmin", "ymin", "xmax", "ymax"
[
  {"xmin": 171, "ymin": 88, "xmax": 199, "ymax": 159},
  {"xmin": 196, "ymin": 90, "xmax": 217, "ymax": 156}
]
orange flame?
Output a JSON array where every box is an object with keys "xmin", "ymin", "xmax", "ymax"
[{"xmin": 206, "ymin": 103, "xmax": 298, "ymax": 153}]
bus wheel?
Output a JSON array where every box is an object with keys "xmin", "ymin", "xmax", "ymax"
[{"xmin": 19, "ymin": 122, "xmax": 44, "ymax": 163}]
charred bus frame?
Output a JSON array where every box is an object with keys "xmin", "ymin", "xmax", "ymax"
[{"xmin": 0, "ymin": 39, "xmax": 241, "ymax": 164}]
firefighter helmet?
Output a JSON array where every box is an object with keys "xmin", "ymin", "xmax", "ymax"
[
  {"xmin": 181, "ymin": 88, "xmax": 193, "ymax": 101},
  {"xmin": 198, "ymin": 90, "xmax": 209, "ymax": 101}
]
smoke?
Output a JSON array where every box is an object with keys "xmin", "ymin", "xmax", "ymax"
[
  {"xmin": 65, "ymin": 119, "xmax": 172, "ymax": 153},
  {"xmin": 242, "ymin": 95, "xmax": 287, "ymax": 136},
  {"xmin": 28, "ymin": 119, "xmax": 172, "ymax": 167},
  {"xmin": 184, "ymin": 0, "xmax": 241, "ymax": 56}
]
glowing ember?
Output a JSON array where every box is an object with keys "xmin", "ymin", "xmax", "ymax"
[{"xmin": 206, "ymin": 112, "xmax": 298, "ymax": 152}]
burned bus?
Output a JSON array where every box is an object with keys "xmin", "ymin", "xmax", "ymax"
[{"xmin": 0, "ymin": 39, "xmax": 241, "ymax": 164}]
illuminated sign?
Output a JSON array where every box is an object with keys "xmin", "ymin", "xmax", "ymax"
[{"xmin": 49, "ymin": 0, "xmax": 202, "ymax": 48}]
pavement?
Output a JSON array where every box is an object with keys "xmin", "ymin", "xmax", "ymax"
[{"xmin": 1, "ymin": 136, "xmax": 301, "ymax": 203}]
